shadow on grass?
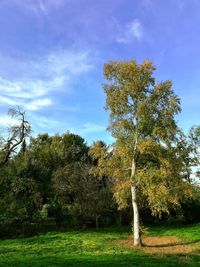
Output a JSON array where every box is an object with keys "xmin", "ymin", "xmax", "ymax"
[{"xmin": 144, "ymin": 239, "xmax": 200, "ymax": 248}]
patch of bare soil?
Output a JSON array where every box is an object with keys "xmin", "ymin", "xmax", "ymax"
[{"xmin": 115, "ymin": 236, "xmax": 200, "ymax": 255}]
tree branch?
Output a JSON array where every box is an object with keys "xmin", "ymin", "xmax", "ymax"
[{"xmin": 0, "ymin": 107, "xmax": 31, "ymax": 166}]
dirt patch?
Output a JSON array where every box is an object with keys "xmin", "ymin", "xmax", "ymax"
[{"xmin": 115, "ymin": 235, "xmax": 200, "ymax": 255}]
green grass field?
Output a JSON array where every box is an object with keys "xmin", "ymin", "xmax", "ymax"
[{"xmin": 0, "ymin": 224, "xmax": 200, "ymax": 267}]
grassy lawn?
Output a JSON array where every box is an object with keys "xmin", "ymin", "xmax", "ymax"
[{"xmin": 0, "ymin": 224, "xmax": 199, "ymax": 267}]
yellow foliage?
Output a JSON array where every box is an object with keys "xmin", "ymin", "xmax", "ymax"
[
  {"xmin": 138, "ymin": 139, "xmax": 159, "ymax": 154},
  {"xmin": 114, "ymin": 180, "xmax": 131, "ymax": 209}
]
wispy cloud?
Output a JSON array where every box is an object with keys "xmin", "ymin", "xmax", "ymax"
[
  {"xmin": 0, "ymin": 115, "xmax": 19, "ymax": 128},
  {"xmin": 0, "ymin": 95, "xmax": 18, "ymax": 106},
  {"xmin": 25, "ymin": 98, "xmax": 52, "ymax": 111},
  {"xmin": 14, "ymin": 0, "xmax": 66, "ymax": 16},
  {"xmin": 28, "ymin": 114, "xmax": 61, "ymax": 130},
  {"xmin": 117, "ymin": 19, "xmax": 143, "ymax": 44},
  {"xmin": 0, "ymin": 49, "xmax": 93, "ymax": 111},
  {"xmin": 141, "ymin": 0, "xmax": 153, "ymax": 9},
  {"xmin": 80, "ymin": 122, "xmax": 106, "ymax": 134}
]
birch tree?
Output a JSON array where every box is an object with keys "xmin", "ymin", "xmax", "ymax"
[{"xmin": 103, "ymin": 60, "xmax": 194, "ymax": 246}]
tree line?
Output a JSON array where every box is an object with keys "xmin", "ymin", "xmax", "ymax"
[{"xmin": 0, "ymin": 60, "xmax": 199, "ymax": 245}]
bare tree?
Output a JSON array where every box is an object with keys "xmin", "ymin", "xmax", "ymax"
[{"xmin": 0, "ymin": 107, "xmax": 31, "ymax": 166}]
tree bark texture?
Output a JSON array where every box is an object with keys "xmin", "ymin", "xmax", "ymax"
[{"xmin": 131, "ymin": 158, "xmax": 141, "ymax": 246}]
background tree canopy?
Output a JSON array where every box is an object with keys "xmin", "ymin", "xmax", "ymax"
[{"xmin": 0, "ymin": 61, "xmax": 199, "ymax": 241}]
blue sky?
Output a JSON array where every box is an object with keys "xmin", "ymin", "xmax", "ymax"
[{"xmin": 0, "ymin": 0, "xmax": 199, "ymax": 144}]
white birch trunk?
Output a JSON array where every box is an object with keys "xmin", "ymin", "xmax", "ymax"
[{"xmin": 131, "ymin": 158, "xmax": 141, "ymax": 246}]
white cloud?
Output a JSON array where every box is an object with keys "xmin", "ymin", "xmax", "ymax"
[
  {"xmin": 0, "ymin": 115, "xmax": 19, "ymax": 127},
  {"xmin": 28, "ymin": 114, "xmax": 60, "ymax": 129},
  {"xmin": 80, "ymin": 122, "xmax": 106, "ymax": 134},
  {"xmin": 25, "ymin": 98, "xmax": 52, "ymax": 111},
  {"xmin": 128, "ymin": 20, "xmax": 143, "ymax": 40},
  {"xmin": 117, "ymin": 19, "xmax": 143, "ymax": 44},
  {"xmin": 0, "ymin": 49, "xmax": 93, "ymax": 111},
  {"xmin": 0, "ymin": 77, "xmax": 21, "ymax": 95},
  {"xmin": 0, "ymin": 48, "xmax": 94, "ymax": 138},
  {"xmin": 27, "ymin": 113, "xmax": 77, "ymax": 137},
  {"xmin": 46, "ymin": 50, "xmax": 93, "ymax": 75},
  {"xmin": 141, "ymin": 0, "xmax": 153, "ymax": 9},
  {"xmin": 0, "ymin": 95, "xmax": 19, "ymax": 106},
  {"xmin": 14, "ymin": 0, "xmax": 66, "ymax": 16}
]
